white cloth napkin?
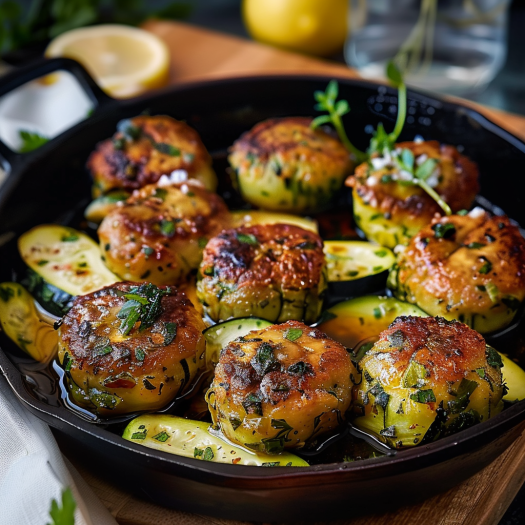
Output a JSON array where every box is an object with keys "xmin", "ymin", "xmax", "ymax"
[{"xmin": 0, "ymin": 376, "xmax": 118, "ymax": 525}]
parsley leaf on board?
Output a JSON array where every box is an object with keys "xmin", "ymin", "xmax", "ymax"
[{"xmin": 47, "ymin": 488, "xmax": 75, "ymax": 525}]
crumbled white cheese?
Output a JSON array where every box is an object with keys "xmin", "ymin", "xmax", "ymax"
[
  {"xmin": 157, "ymin": 169, "xmax": 189, "ymax": 187},
  {"xmin": 394, "ymin": 244, "xmax": 407, "ymax": 255},
  {"xmin": 366, "ymin": 177, "xmax": 378, "ymax": 186},
  {"xmin": 468, "ymin": 207, "xmax": 486, "ymax": 219},
  {"xmin": 415, "ymin": 154, "xmax": 428, "ymax": 165}
]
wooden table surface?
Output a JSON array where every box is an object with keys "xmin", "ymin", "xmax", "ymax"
[{"xmin": 71, "ymin": 20, "xmax": 525, "ymax": 525}]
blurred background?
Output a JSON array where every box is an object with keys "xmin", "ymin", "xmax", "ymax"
[{"xmin": 0, "ymin": 0, "xmax": 524, "ymax": 112}]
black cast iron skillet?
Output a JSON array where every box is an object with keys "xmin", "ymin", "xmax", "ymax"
[{"xmin": 1, "ymin": 58, "xmax": 525, "ymax": 522}]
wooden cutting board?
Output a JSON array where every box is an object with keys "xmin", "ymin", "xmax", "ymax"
[{"xmin": 70, "ymin": 20, "xmax": 525, "ymax": 525}]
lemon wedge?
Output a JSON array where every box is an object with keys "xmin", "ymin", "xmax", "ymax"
[{"xmin": 45, "ymin": 24, "xmax": 170, "ymax": 98}]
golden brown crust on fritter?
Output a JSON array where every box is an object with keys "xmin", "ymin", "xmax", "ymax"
[
  {"xmin": 197, "ymin": 223, "xmax": 327, "ymax": 323},
  {"xmin": 390, "ymin": 212, "xmax": 525, "ymax": 332},
  {"xmin": 98, "ymin": 182, "xmax": 231, "ymax": 285},
  {"xmin": 57, "ymin": 282, "xmax": 206, "ymax": 415},
  {"xmin": 208, "ymin": 320, "xmax": 356, "ymax": 451},
  {"xmin": 232, "ymin": 117, "xmax": 349, "ymax": 164},
  {"xmin": 201, "ymin": 223, "xmax": 325, "ymax": 290},
  {"xmin": 347, "ymin": 141, "xmax": 479, "ymax": 220},
  {"xmin": 374, "ymin": 316, "xmax": 487, "ymax": 385},
  {"xmin": 87, "ymin": 115, "xmax": 217, "ymax": 195},
  {"xmin": 228, "ymin": 117, "xmax": 353, "ymax": 213}
]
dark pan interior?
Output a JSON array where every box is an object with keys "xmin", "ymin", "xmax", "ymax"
[{"xmin": 1, "ymin": 75, "xmax": 525, "ymax": 521}]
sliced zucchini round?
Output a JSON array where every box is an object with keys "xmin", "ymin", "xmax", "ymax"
[
  {"xmin": 317, "ymin": 295, "xmax": 428, "ymax": 349},
  {"xmin": 0, "ymin": 282, "xmax": 58, "ymax": 362},
  {"xmin": 230, "ymin": 210, "xmax": 318, "ymax": 233},
  {"xmin": 501, "ymin": 353, "xmax": 525, "ymax": 402},
  {"xmin": 84, "ymin": 191, "xmax": 130, "ymax": 224},
  {"xmin": 18, "ymin": 224, "xmax": 120, "ymax": 299},
  {"xmin": 122, "ymin": 414, "xmax": 308, "ymax": 466},
  {"xmin": 324, "ymin": 241, "xmax": 396, "ymax": 298},
  {"xmin": 203, "ymin": 317, "xmax": 273, "ymax": 368}
]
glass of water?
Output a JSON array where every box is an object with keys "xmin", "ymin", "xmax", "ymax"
[{"xmin": 345, "ymin": 0, "xmax": 511, "ymax": 96}]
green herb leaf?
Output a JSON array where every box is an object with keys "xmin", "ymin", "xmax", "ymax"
[
  {"xmin": 447, "ymin": 379, "xmax": 478, "ymax": 414},
  {"xmin": 242, "ymin": 392, "xmax": 263, "ymax": 415},
  {"xmin": 19, "ymin": 130, "xmax": 49, "ymax": 153},
  {"xmin": 409, "ymin": 389, "xmax": 436, "ymax": 404},
  {"xmin": 135, "ymin": 348, "xmax": 145, "ymax": 362},
  {"xmin": 486, "ymin": 346, "xmax": 503, "ymax": 369},
  {"xmin": 251, "ymin": 342, "xmax": 278, "ymax": 376},
  {"xmin": 262, "ymin": 461, "xmax": 281, "ymax": 467},
  {"xmin": 466, "ymin": 242, "xmax": 486, "ymax": 249},
  {"xmin": 202, "ymin": 446, "xmax": 214, "ymax": 461},
  {"xmin": 415, "ymin": 158, "xmax": 438, "ymax": 181},
  {"xmin": 400, "ymin": 149, "xmax": 414, "ymax": 170},
  {"xmin": 288, "ymin": 361, "xmax": 311, "ymax": 376},
  {"xmin": 502, "ymin": 297, "xmax": 521, "ymax": 311},
  {"xmin": 117, "ymin": 299, "xmax": 142, "ymax": 335},
  {"xmin": 153, "ymin": 188, "xmax": 167, "ymax": 201},
  {"xmin": 160, "ymin": 219, "xmax": 176, "ymax": 236},
  {"xmin": 236, "ymin": 232, "xmax": 258, "ymax": 245},
  {"xmin": 153, "ymin": 142, "xmax": 180, "ymax": 156},
  {"xmin": 485, "ymin": 282, "xmax": 499, "ymax": 304},
  {"xmin": 153, "ymin": 431, "xmax": 170, "ymax": 442},
  {"xmin": 284, "ymin": 328, "xmax": 303, "ymax": 342},
  {"xmin": 47, "ymin": 487, "xmax": 76, "ymax": 525},
  {"xmin": 117, "ymin": 119, "xmax": 141, "ymax": 140},
  {"xmin": 162, "ymin": 322, "xmax": 177, "ymax": 345},
  {"xmin": 61, "ymin": 232, "xmax": 79, "ymax": 242},
  {"xmin": 479, "ymin": 257, "xmax": 493, "ymax": 275},
  {"xmin": 402, "ymin": 361, "xmax": 427, "ymax": 388},
  {"xmin": 0, "ymin": 285, "xmax": 14, "ymax": 302},
  {"xmin": 432, "ymin": 222, "xmax": 456, "ymax": 239}
]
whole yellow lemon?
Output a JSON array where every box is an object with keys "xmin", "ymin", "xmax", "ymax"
[{"xmin": 242, "ymin": 0, "xmax": 348, "ymax": 57}]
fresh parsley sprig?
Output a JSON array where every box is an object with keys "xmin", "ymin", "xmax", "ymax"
[
  {"xmin": 47, "ymin": 488, "xmax": 75, "ymax": 525},
  {"xmin": 311, "ymin": 80, "xmax": 367, "ymax": 163},
  {"xmin": 312, "ymin": 61, "xmax": 452, "ymax": 215}
]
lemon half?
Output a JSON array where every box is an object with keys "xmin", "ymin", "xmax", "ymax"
[
  {"xmin": 242, "ymin": 0, "xmax": 348, "ymax": 57},
  {"xmin": 45, "ymin": 24, "xmax": 170, "ymax": 98}
]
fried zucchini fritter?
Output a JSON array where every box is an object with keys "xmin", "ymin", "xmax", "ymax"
[
  {"xmin": 98, "ymin": 182, "xmax": 231, "ymax": 286},
  {"xmin": 228, "ymin": 117, "xmax": 353, "ymax": 213},
  {"xmin": 388, "ymin": 210, "xmax": 525, "ymax": 333},
  {"xmin": 87, "ymin": 115, "xmax": 217, "ymax": 196},
  {"xmin": 346, "ymin": 141, "xmax": 479, "ymax": 247},
  {"xmin": 206, "ymin": 321, "xmax": 356, "ymax": 453},
  {"xmin": 57, "ymin": 282, "xmax": 206, "ymax": 416},
  {"xmin": 196, "ymin": 223, "xmax": 327, "ymax": 323},
  {"xmin": 351, "ymin": 316, "xmax": 504, "ymax": 448}
]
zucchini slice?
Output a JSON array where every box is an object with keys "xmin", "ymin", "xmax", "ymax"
[
  {"xmin": 324, "ymin": 241, "xmax": 395, "ymax": 297},
  {"xmin": 84, "ymin": 191, "xmax": 130, "ymax": 224},
  {"xmin": 0, "ymin": 282, "xmax": 57, "ymax": 362},
  {"xmin": 501, "ymin": 353, "xmax": 525, "ymax": 402},
  {"xmin": 123, "ymin": 414, "xmax": 308, "ymax": 466},
  {"xmin": 18, "ymin": 224, "xmax": 120, "ymax": 299},
  {"xmin": 231, "ymin": 210, "xmax": 318, "ymax": 233},
  {"xmin": 203, "ymin": 317, "xmax": 273, "ymax": 368},
  {"xmin": 318, "ymin": 295, "xmax": 427, "ymax": 349}
]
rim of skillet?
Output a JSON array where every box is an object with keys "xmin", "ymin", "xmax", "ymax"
[{"xmin": 1, "ymin": 71, "xmax": 525, "ymax": 487}]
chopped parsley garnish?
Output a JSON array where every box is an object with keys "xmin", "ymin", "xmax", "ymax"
[
  {"xmin": 160, "ymin": 219, "xmax": 176, "ymax": 236},
  {"xmin": 236, "ymin": 232, "xmax": 258, "ymax": 245},
  {"xmin": 262, "ymin": 462, "xmax": 281, "ymax": 467},
  {"xmin": 142, "ymin": 246, "xmax": 155, "ymax": 258},
  {"xmin": 466, "ymin": 242, "xmax": 486, "ymax": 249},
  {"xmin": 432, "ymin": 222, "xmax": 456, "ymax": 239},
  {"xmin": 117, "ymin": 119, "xmax": 141, "ymax": 141},
  {"xmin": 198, "ymin": 237, "xmax": 208, "ymax": 248},
  {"xmin": 153, "ymin": 431, "xmax": 170, "ymax": 442},
  {"xmin": 502, "ymin": 297, "xmax": 521, "ymax": 311},
  {"xmin": 153, "ymin": 142, "xmax": 181, "ymax": 156},
  {"xmin": 153, "ymin": 188, "xmax": 167, "ymax": 201},
  {"xmin": 288, "ymin": 361, "xmax": 311, "ymax": 376},
  {"xmin": 61, "ymin": 232, "xmax": 79, "ymax": 242},
  {"xmin": 447, "ymin": 379, "xmax": 478, "ymax": 414},
  {"xmin": 374, "ymin": 249, "xmax": 389, "ymax": 257},
  {"xmin": 135, "ymin": 348, "xmax": 145, "ymax": 362},
  {"xmin": 284, "ymin": 328, "xmax": 303, "ymax": 342},
  {"xmin": 242, "ymin": 392, "xmax": 263, "ymax": 415},
  {"xmin": 117, "ymin": 283, "xmax": 170, "ymax": 335},
  {"xmin": 161, "ymin": 321, "xmax": 177, "ymax": 345},
  {"xmin": 0, "ymin": 286, "xmax": 14, "ymax": 302},
  {"xmin": 409, "ymin": 388, "xmax": 436, "ymax": 404},
  {"xmin": 478, "ymin": 257, "xmax": 493, "ymax": 274},
  {"xmin": 251, "ymin": 342, "xmax": 278, "ymax": 376},
  {"xmin": 486, "ymin": 346, "xmax": 503, "ymax": 369},
  {"xmin": 373, "ymin": 307, "xmax": 382, "ymax": 319}
]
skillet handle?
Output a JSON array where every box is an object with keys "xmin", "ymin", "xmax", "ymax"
[{"xmin": 0, "ymin": 57, "xmax": 113, "ymax": 168}]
